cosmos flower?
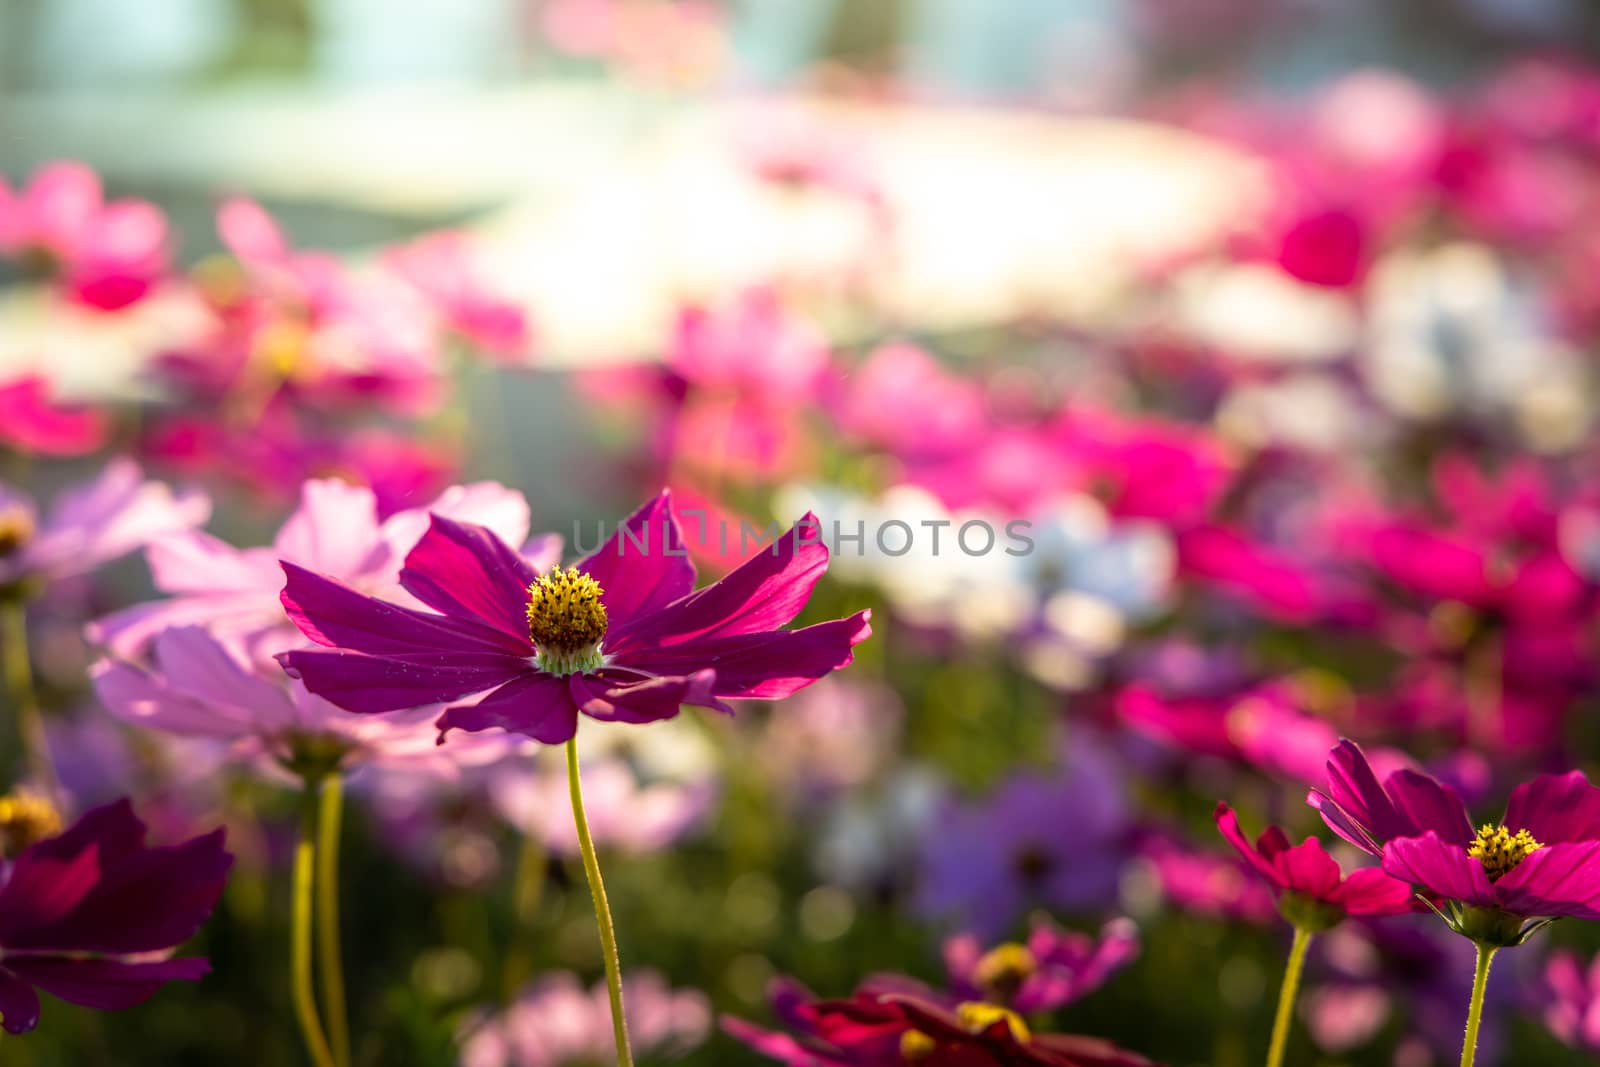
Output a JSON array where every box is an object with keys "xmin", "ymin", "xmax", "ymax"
[
  {"xmin": 943, "ymin": 918, "xmax": 1140, "ymax": 1014},
  {"xmin": 1214, "ymin": 803, "xmax": 1415, "ymax": 930},
  {"xmin": 1312, "ymin": 740, "xmax": 1600, "ymax": 944},
  {"xmin": 0, "ymin": 460, "xmax": 209, "ymax": 598},
  {"xmin": 0, "ymin": 797, "xmax": 231, "ymax": 1034},
  {"xmin": 1543, "ymin": 948, "xmax": 1600, "ymax": 1053},
  {"xmin": 1135, "ymin": 830, "xmax": 1279, "ymax": 925},
  {"xmin": 460, "ymin": 970, "xmax": 710, "ymax": 1067},
  {"xmin": 385, "ymin": 231, "xmax": 532, "ymax": 362},
  {"xmin": 0, "ymin": 161, "xmax": 169, "ymax": 310},
  {"xmin": 0, "ymin": 376, "xmax": 107, "ymax": 456},
  {"xmin": 279, "ymin": 493, "xmax": 870, "ymax": 745},
  {"xmin": 94, "ymin": 626, "xmax": 510, "ymax": 782},
  {"xmin": 723, "ymin": 975, "xmax": 1156, "ymax": 1067},
  {"xmin": 92, "ymin": 476, "xmax": 532, "ymax": 662},
  {"xmin": 916, "ymin": 739, "xmax": 1131, "ymax": 938}
]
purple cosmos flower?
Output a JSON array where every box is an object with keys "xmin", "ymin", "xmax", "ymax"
[
  {"xmin": 0, "ymin": 797, "xmax": 231, "ymax": 1034},
  {"xmin": 94, "ymin": 626, "xmax": 511, "ymax": 781},
  {"xmin": 0, "ymin": 460, "xmax": 209, "ymax": 597},
  {"xmin": 943, "ymin": 918, "xmax": 1140, "ymax": 1014},
  {"xmin": 1312, "ymin": 740, "xmax": 1600, "ymax": 944},
  {"xmin": 277, "ymin": 493, "xmax": 870, "ymax": 746},
  {"xmin": 916, "ymin": 738, "xmax": 1131, "ymax": 938},
  {"xmin": 1215, "ymin": 803, "xmax": 1416, "ymax": 930},
  {"xmin": 460, "ymin": 970, "xmax": 710, "ymax": 1067},
  {"xmin": 92, "ymin": 477, "xmax": 533, "ymax": 662}
]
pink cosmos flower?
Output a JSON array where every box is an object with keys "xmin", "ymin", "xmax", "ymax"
[
  {"xmin": 943, "ymin": 918, "xmax": 1139, "ymax": 1014},
  {"xmin": 488, "ymin": 754, "xmax": 715, "ymax": 856},
  {"xmin": 278, "ymin": 493, "xmax": 870, "ymax": 745},
  {"xmin": 0, "ymin": 376, "xmax": 107, "ymax": 456},
  {"xmin": 0, "ymin": 798, "xmax": 231, "ymax": 1034},
  {"xmin": 94, "ymin": 627, "xmax": 509, "ymax": 781},
  {"xmin": 1136, "ymin": 830, "xmax": 1278, "ymax": 924},
  {"xmin": 1543, "ymin": 948, "xmax": 1600, "ymax": 1053},
  {"xmin": 1215, "ymin": 803, "xmax": 1416, "ymax": 930},
  {"xmin": 1312, "ymin": 740, "xmax": 1600, "ymax": 944},
  {"xmin": 92, "ymin": 477, "xmax": 532, "ymax": 663},
  {"xmin": 0, "ymin": 460, "xmax": 209, "ymax": 596},
  {"xmin": 461, "ymin": 970, "xmax": 710, "ymax": 1067},
  {"xmin": 0, "ymin": 161, "xmax": 169, "ymax": 310},
  {"xmin": 385, "ymin": 232, "xmax": 532, "ymax": 362}
]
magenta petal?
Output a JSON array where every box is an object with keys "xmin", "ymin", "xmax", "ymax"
[
  {"xmin": 1384, "ymin": 769, "xmax": 1473, "ymax": 847},
  {"xmin": 608, "ymin": 513, "xmax": 828, "ymax": 652},
  {"xmin": 1381, "ymin": 833, "xmax": 1497, "ymax": 908},
  {"xmin": 398, "ymin": 515, "xmax": 538, "ymax": 640},
  {"xmin": 1327, "ymin": 868, "xmax": 1417, "ymax": 917},
  {"xmin": 620, "ymin": 611, "xmax": 871, "ymax": 699},
  {"xmin": 281, "ymin": 561, "xmax": 528, "ymax": 657},
  {"xmin": 1213, "ymin": 803, "xmax": 1282, "ymax": 887},
  {"xmin": 1273, "ymin": 840, "xmax": 1343, "ymax": 900},
  {"xmin": 436, "ymin": 674, "xmax": 579, "ymax": 744},
  {"xmin": 1494, "ymin": 841, "xmax": 1600, "ymax": 920},
  {"xmin": 578, "ymin": 491, "xmax": 696, "ymax": 627},
  {"xmin": 0, "ymin": 968, "xmax": 41, "ymax": 1034},
  {"xmin": 280, "ymin": 648, "xmax": 519, "ymax": 714},
  {"xmin": 5, "ymin": 957, "xmax": 209, "ymax": 1012},
  {"xmin": 569, "ymin": 669, "xmax": 721, "ymax": 724},
  {"xmin": 1504, "ymin": 772, "xmax": 1600, "ymax": 844}
]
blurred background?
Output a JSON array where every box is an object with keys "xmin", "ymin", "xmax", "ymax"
[{"xmin": 8, "ymin": 2, "xmax": 1600, "ymax": 1066}]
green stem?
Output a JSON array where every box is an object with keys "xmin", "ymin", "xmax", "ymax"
[
  {"xmin": 0, "ymin": 599, "xmax": 59, "ymax": 805},
  {"xmin": 1265, "ymin": 927, "xmax": 1312, "ymax": 1067},
  {"xmin": 1460, "ymin": 943, "xmax": 1496, "ymax": 1067},
  {"xmin": 566, "ymin": 737, "xmax": 634, "ymax": 1067},
  {"xmin": 316, "ymin": 774, "xmax": 351, "ymax": 1067},
  {"xmin": 293, "ymin": 779, "xmax": 337, "ymax": 1067}
]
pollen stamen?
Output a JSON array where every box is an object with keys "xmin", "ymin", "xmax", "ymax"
[
  {"xmin": 973, "ymin": 943, "xmax": 1037, "ymax": 1001},
  {"xmin": 1468, "ymin": 823, "xmax": 1543, "ymax": 881},
  {"xmin": 527, "ymin": 566, "xmax": 608, "ymax": 675},
  {"xmin": 955, "ymin": 1002, "xmax": 1031, "ymax": 1043},
  {"xmin": 0, "ymin": 789, "xmax": 60, "ymax": 854}
]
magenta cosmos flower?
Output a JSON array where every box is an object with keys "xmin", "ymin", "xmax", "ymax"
[
  {"xmin": 278, "ymin": 493, "xmax": 871, "ymax": 745},
  {"xmin": 1312, "ymin": 740, "xmax": 1600, "ymax": 945},
  {"xmin": 1215, "ymin": 803, "xmax": 1415, "ymax": 931},
  {"xmin": 0, "ymin": 376, "xmax": 106, "ymax": 457},
  {"xmin": 0, "ymin": 797, "xmax": 231, "ymax": 1034}
]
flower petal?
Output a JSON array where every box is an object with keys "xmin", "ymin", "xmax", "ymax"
[
  {"xmin": 1212, "ymin": 803, "xmax": 1282, "ymax": 887},
  {"xmin": 1381, "ymin": 832, "xmax": 1497, "ymax": 908},
  {"xmin": 619, "ymin": 611, "xmax": 871, "ymax": 699},
  {"xmin": 569, "ymin": 669, "xmax": 722, "ymax": 724},
  {"xmin": 279, "ymin": 648, "xmax": 519, "ymax": 713},
  {"xmin": 1504, "ymin": 771, "xmax": 1600, "ymax": 844},
  {"xmin": 398, "ymin": 515, "xmax": 538, "ymax": 640},
  {"xmin": 0, "ymin": 968, "xmax": 40, "ymax": 1034},
  {"xmin": 4, "ymin": 956, "xmax": 209, "ymax": 1012},
  {"xmin": 435, "ymin": 674, "xmax": 579, "ymax": 745},
  {"xmin": 281, "ymin": 561, "xmax": 528, "ymax": 657},
  {"xmin": 577, "ymin": 491, "xmax": 696, "ymax": 627},
  {"xmin": 607, "ymin": 513, "xmax": 827, "ymax": 653},
  {"xmin": 1272, "ymin": 839, "xmax": 1343, "ymax": 901},
  {"xmin": 1494, "ymin": 841, "xmax": 1600, "ymax": 920},
  {"xmin": 1327, "ymin": 868, "xmax": 1417, "ymax": 917}
]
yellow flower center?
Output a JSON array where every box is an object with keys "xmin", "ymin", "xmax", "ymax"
[
  {"xmin": 0, "ymin": 790, "xmax": 60, "ymax": 854},
  {"xmin": 0, "ymin": 505, "xmax": 35, "ymax": 557},
  {"xmin": 898, "ymin": 1029, "xmax": 936, "ymax": 1061},
  {"xmin": 1468, "ymin": 823, "xmax": 1543, "ymax": 881},
  {"xmin": 955, "ymin": 1002, "xmax": 1031, "ymax": 1044},
  {"xmin": 527, "ymin": 566, "xmax": 608, "ymax": 675},
  {"xmin": 973, "ymin": 942, "xmax": 1037, "ymax": 999}
]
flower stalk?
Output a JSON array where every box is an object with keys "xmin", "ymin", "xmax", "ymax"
[
  {"xmin": 566, "ymin": 737, "xmax": 634, "ymax": 1067},
  {"xmin": 316, "ymin": 772, "xmax": 351, "ymax": 1067},
  {"xmin": 1265, "ymin": 927, "xmax": 1311, "ymax": 1067},
  {"xmin": 0, "ymin": 599, "xmax": 59, "ymax": 805},
  {"xmin": 292, "ymin": 777, "xmax": 337, "ymax": 1067},
  {"xmin": 1460, "ymin": 943, "xmax": 1496, "ymax": 1067}
]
